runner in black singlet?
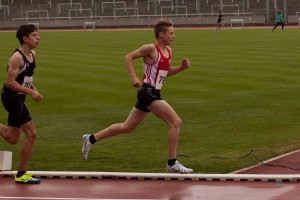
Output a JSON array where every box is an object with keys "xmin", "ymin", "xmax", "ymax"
[{"xmin": 0, "ymin": 24, "xmax": 42, "ymax": 184}]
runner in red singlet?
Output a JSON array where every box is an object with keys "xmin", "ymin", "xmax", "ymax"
[
  {"xmin": 142, "ymin": 43, "xmax": 170, "ymax": 90},
  {"xmin": 82, "ymin": 18, "xmax": 193, "ymax": 174}
]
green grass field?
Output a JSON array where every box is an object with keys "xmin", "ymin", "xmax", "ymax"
[{"xmin": 0, "ymin": 27, "xmax": 299, "ymax": 173}]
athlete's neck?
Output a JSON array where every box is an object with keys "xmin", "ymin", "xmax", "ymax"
[
  {"xmin": 19, "ymin": 46, "xmax": 32, "ymax": 58},
  {"xmin": 155, "ymin": 42, "xmax": 167, "ymax": 51}
]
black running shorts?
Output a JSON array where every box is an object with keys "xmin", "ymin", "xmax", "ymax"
[
  {"xmin": 1, "ymin": 93, "xmax": 32, "ymax": 128},
  {"xmin": 135, "ymin": 84, "xmax": 163, "ymax": 112}
]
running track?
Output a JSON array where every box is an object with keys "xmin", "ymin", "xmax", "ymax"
[{"xmin": 1, "ymin": 149, "xmax": 300, "ymax": 199}]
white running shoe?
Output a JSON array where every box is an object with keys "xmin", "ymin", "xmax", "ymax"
[
  {"xmin": 82, "ymin": 134, "xmax": 93, "ymax": 160},
  {"xmin": 166, "ymin": 161, "xmax": 193, "ymax": 174}
]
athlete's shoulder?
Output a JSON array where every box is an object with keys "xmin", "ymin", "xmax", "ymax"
[
  {"xmin": 10, "ymin": 50, "xmax": 23, "ymax": 63},
  {"xmin": 141, "ymin": 43, "xmax": 156, "ymax": 51},
  {"xmin": 138, "ymin": 43, "xmax": 156, "ymax": 56},
  {"xmin": 8, "ymin": 52, "xmax": 24, "ymax": 70}
]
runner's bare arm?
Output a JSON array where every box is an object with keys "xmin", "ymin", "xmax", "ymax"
[
  {"xmin": 5, "ymin": 53, "xmax": 31, "ymax": 94},
  {"xmin": 167, "ymin": 58, "xmax": 191, "ymax": 77},
  {"xmin": 5, "ymin": 52, "xmax": 42, "ymax": 102},
  {"xmin": 125, "ymin": 44, "xmax": 156, "ymax": 88}
]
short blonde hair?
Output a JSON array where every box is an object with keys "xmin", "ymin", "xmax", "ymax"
[{"xmin": 154, "ymin": 18, "xmax": 173, "ymax": 39}]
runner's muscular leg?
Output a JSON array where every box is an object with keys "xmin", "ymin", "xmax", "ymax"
[
  {"xmin": 0, "ymin": 123, "xmax": 8, "ymax": 141},
  {"xmin": 18, "ymin": 120, "xmax": 37, "ymax": 171},
  {"xmin": 0, "ymin": 125, "xmax": 22, "ymax": 145},
  {"xmin": 147, "ymin": 100, "xmax": 182, "ymax": 159},
  {"xmin": 94, "ymin": 107, "xmax": 148, "ymax": 142}
]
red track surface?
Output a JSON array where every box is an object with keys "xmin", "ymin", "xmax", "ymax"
[
  {"xmin": 1, "ymin": 177, "xmax": 300, "ymax": 199},
  {"xmin": 236, "ymin": 150, "xmax": 300, "ymax": 174},
  {"xmin": 1, "ymin": 150, "xmax": 300, "ymax": 199}
]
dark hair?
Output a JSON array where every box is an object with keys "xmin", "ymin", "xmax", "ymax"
[
  {"xmin": 154, "ymin": 18, "xmax": 173, "ymax": 39},
  {"xmin": 16, "ymin": 24, "xmax": 38, "ymax": 44}
]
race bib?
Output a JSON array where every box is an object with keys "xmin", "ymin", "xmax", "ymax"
[
  {"xmin": 155, "ymin": 70, "xmax": 168, "ymax": 90},
  {"xmin": 21, "ymin": 76, "xmax": 33, "ymax": 89}
]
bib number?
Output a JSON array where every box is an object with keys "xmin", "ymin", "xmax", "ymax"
[
  {"xmin": 19, "ymin": 76, "xmax": 33, "ymax": 94},
  {"xmin": 155, "ymin": 70, "xmax": 168, "ymax": 90}
]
